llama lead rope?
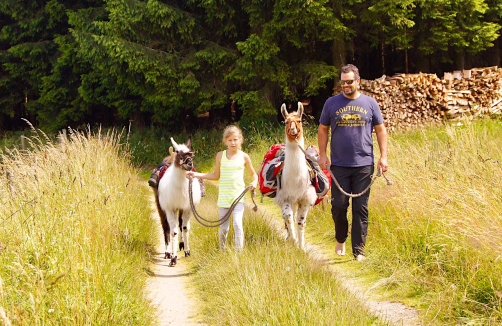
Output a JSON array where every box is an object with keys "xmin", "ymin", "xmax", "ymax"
[
  {"xmin": 188, "ymin": 176, "xmax": 258, "ymax": 228},
  {"xmin": 295, "ymin": 139, "xmax": 392, "ymax": 198}
]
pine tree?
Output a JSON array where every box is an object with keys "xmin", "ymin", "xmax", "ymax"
[{"xmin": 0, "ymin": 0, "xmax": 105, "ymax": 132}]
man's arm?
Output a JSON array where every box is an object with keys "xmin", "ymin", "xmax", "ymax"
[
  {"xmin": 318, "ymin": 123, "xmax": 330, "ymax": 169},
  {"xmin": 374, "ymin": 123, "xmax": 388, "ymax": 172}
]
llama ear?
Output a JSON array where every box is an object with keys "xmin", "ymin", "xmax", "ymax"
[
  {"xmin": 296, "ymin": 102, "xmax": 304, "ymax": 117},
  {"xmin": 186, "ymin": 136, "xmax": 192, "ymax": 150},
  {"xmin": 281, "ymin": 103, "xmax": 288, "ymax": 119},
  {"xmin": 171, "ymin": 137, "xmax": 180, "ymax": 152}
]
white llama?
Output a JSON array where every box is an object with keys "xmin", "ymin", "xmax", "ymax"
[
  {"xmin": 275, "ymin": 103, "xmax": 317, "ymax": 250},
  {"xmin": 157, "ymin": 137, "xmax": 201, "ymax": 266}
]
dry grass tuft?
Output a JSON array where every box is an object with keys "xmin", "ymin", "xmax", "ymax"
[{"xmin": 0, "ymin": 128, "xmax": 156, "ymax": 325}]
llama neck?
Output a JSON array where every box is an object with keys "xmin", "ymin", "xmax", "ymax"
[
  {"xmin": 285, "ymin": 136, "xmax": 305, "ymax": 156},
  {"xmin": 171, "ymin": 166, "xmax": 189, "ymax": 184},
  {"xmin": 283, "ymin": 137, "xmax": 307, "ymax": 173}
]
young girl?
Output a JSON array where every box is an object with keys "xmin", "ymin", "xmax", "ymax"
[{"xmin": 187, "ymin": 125, "xmax": 258, "ymax": 251}]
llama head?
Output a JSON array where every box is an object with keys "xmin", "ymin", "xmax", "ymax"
[
  {"xmin": 170, "ymin": 136, "xmax": 195, "ymax": 171},
  {"xmin": 281, "ymin": 102, "xmax": 304, "ymax": 142}
]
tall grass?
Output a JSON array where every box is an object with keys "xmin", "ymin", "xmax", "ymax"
[
  {"xmin": 307, "ymin": 119, "xmax": 502, "ymax": 324},
  {"xmin": 187, "ymin": 183, "xmax": 385, "ymax": 325},
  {"xmin": 6, "ymin": 118, "xmax": 501, "ymax": 324},
  {"xmin": 0, "ymin": 128, "xmax": 157, "ymax": 325}
]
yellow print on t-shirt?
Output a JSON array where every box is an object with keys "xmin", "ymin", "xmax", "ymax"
[
  {"xmin": 335, "ymin": 106, "xmax": 368, "ymax": 116},
  {"xmin": 337, "ymin": 108, "xmax": 367, "ymax": 127}
]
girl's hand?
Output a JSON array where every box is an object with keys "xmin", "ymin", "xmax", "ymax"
[
  {"xmin": 186, "ymin": 171, "xmax": 195, "ymax": 179},
  {"xmin": 249, "ymin": 181, "xmax": 257, "ymax": 190}
]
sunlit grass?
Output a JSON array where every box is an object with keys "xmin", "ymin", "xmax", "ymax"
[
  {"xmin": 0, "ymin": 128, "xmax": 157, "ymax": 325},
  {"xmin": 5, "ymin": 117, "xmax": 502, "ymax": 325},
  {"xmin": 188, "ymin": 183, "xmax": 385, "ymax": 325},
  {"xmin": 307, "ymin": 118, "xmax": 502, "ymax": 325}
]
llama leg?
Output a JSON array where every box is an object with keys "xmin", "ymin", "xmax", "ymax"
[
  {"xmin": 168, "ymin": 212, "xmax": 179, "ymax": 266},
  {"xmin": 155, "ymin": 191, "xmax": 171, "ymax": 259},
  {"xmin": 181, "ymin": 211, "xmax": 191, "ymax": 257},
  {"xmin": 281, "ymin": 203, "xmax": 296, "ymax": 243},
  {"xmin": 160, "ymin": 215, "xmax": 171, "ymax": 259},
  {"xmin": 296, "ymin": 202, "xmax": 310, "ymax": 251},
  {"xmin": 177, "ymin": 211, "xmax": 184, "ymax": 251}
]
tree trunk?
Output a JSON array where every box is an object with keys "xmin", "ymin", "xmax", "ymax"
[
  {"xmin": 415, "ymin": 50, "xmax": 430, "ymax": 73},
  {"xmin": 455, "ymin": 48, "xmax": 465, "ymax": 70},
  {"xmin": 381, "ymin": 41, "xmax": 386, "ymax": 75},
  {"xmin": 333, "ymin": 36, "xmax": 346, "ymax": 81},
  {"xmin": 492, "ymin": 37, "xmax": 501, "ymax": 67},
  {"xmin": 405, "ymin": 48, "xmax": 409, "ymax": 74}
]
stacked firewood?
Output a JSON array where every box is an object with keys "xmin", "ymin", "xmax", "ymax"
[{"xmin": 334, "ymin": 67, "xmax": 502, "ymax": 131}]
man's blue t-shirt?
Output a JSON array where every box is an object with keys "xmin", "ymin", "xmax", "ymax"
[{"xmin": 319, "ymin": 93, "xmax": 383, "ymax": 167}]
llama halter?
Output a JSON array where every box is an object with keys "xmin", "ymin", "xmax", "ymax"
[
  {"xmin": 177, "ymin": 153, "xmax": 193, "ymax": 169},
  {"xmin": 286, "ymin": 119, "xmax": 301, "ymax": 139},
  {"xmin": 171, "ymin": 137, "xmax": 194, "ymax": 170}
]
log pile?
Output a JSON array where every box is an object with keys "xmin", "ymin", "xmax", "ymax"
[{"xmin": 334, "ymin": 67, "xmax": 502, "ymax": 131}]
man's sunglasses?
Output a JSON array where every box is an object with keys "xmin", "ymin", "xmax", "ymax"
[{"xmin": 340, "ymin": 79, "xmax": 357, "ymax": 85}]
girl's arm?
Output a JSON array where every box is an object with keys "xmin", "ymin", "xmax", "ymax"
[
  {"xmin": 187, "ymin": 152, "xmax": 222, "ymax": 180},
  {"xmin": 243, "ymin": 153, "xmax": 258, "ymax": 190}
]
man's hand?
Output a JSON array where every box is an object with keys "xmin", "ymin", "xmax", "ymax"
[
  {"xmin": 374, "ymin": 123, "xmax": 388, "ymax": 173},
  {"xmin": 319, "ymin": 154, "xmax": 330, "ymax": 170},
  {"xmin": 377, "ymin": 157, "xmax": 388, "ymax": 173}
]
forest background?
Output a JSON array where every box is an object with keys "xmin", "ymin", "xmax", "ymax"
[{"xmin": 1, "ymin": 0, "xmax": 502, "ymax": 133}]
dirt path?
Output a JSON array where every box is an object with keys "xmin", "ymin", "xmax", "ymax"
[
  {"xmin": 145, "ymin": 199, "xmax": 202, "ymax": 326},
  {"xmin": 305, "ymin": 242, "xmax": 422, "ymax": 326},
  {"xmin": 269, "ymin": 216, "xmax": 422, "ymax": 326},
  {"xmin": 144, "ymin": 187, "xmax": 420, "ymax": 325}
]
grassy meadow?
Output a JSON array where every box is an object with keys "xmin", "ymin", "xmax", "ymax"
[
  {"xmin": 181, "ymin": 118, "xmax": 502, "ymax": 324},
  {"xmin": 303, "ymin": 119, "xmax": 502, "ymax": 325},
  {"xmin": 2, "ymin": 117, "xmax": 502, "ymax": 325},
  {"xmin": 186, "ymin": 183, "xmax": 384, "ymax": 325},
  {"xmin": 0, "ymin": 128, "xmax": 157, "ymax": 325}
]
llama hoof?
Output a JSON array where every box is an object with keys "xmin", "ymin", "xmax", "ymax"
[
  {"xmin": 164, "ymin": 252, "xmax": 171, "ymax": 259},
  {"xmin": 169, "ymin": 256, "xmax": 177, "ymax": 267},
  {"xmin": 184, "ymin": 250, "xmax": 190, "ymax": 257},
  {"xmin": 179, "ymin": 242, "xmax": 184, "ymax": 251}
]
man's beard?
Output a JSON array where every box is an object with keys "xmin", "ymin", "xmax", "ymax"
[{"xmin": 343, "ymin": 87, "xmax": 356, "ymax": 96}]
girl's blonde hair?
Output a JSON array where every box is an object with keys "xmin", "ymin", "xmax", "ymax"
[{"xmin": 222, "ymin": 125, "xmax": 244, "ymax": 148}]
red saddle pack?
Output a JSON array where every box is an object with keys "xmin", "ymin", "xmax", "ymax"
[
  {"xmin": 258, "ymin": 144, "xmax": 331, "ymax": 205},
  {"xmin": 258, "ymin": 144, "xmax": 286, "ymax": 198}
]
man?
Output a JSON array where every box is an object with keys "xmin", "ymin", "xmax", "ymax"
[{"xmin": 318, "ymin": 64, "xmax": 388, "ymax": 261}]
